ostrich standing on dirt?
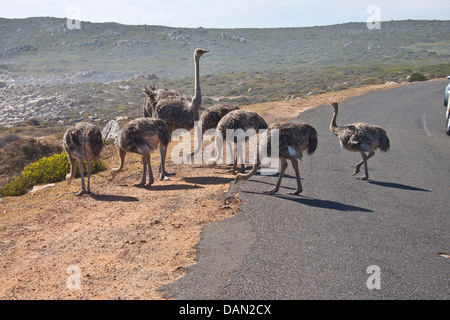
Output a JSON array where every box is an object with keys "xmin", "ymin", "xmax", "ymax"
[
  {"xmin": 63, "ymin": 122, "xmax": 103, "ymax": 196},
  {"xmin": 187, "ymin": 104, "xmax": 240, "ymax": 158},
  {"xmin": 110, "ymin": 118, "xmax": 170, "ymax": 188},
  {"xmin": 329, "ymin": 102, "xmax": 390, "ymax": 180},
  {"xmin": 200, "ymin": 104, "xmax": 240, "ymax": 134},
  {"xmin": 235, "ymin": 121, "xmax": 317, "ymax": 195},
  {"xmin": 143, "ymin": 48, "xmax": 208, "ymax": 175},
  {"xmin": 209, "ymin": 109, "xmax": 268, "ymax": 174}
]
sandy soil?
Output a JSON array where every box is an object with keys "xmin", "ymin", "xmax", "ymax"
[{"xmin": 0, "ymin": 82, "xmax": 408, "ymax": 300}]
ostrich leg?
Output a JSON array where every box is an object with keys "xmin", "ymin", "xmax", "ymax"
[
  {"xmin": 159, "ymin": 144, "xmax": 170, "ymax": 181},
  {"xmin": 86, "ymin": 160, "xmax": 93, "ymax": 193},
  {"xmin": 135, "ymin": 156, "xmax": 148, "ymax": 187},
  {"xmin": 353, "ymin": 150, "xmax": 375, "ymax": 180},
  {"xmin": 354, "ymin": 151, "xmax": 369, "ymax": 180},
  {"xmin": 288, "ymin": 158, "xmax": 303, "ymax": 196},
  {"xmin": 75, "ymin": 160, "xmax": 86, "ymax": 196},
  {"xmin": 264, "ymin": 157, "xmax": 288, "ymax": 195},
  {"xmin": 159, "ymin": 162, "xmax": 176, "ymax": 177},
  {"xmin": 144, "ymin": 154, "xmax": 154, "ymax": 188},
  {"xmin": 66, "ymin": 156, "xmax": 77, "ymax": 184}
]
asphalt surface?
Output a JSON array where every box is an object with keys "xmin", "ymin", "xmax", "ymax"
[{"xmin": 163, "ymin": 80, "xmax": 450, "ymax": 300}]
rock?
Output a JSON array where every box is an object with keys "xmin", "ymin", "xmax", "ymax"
[
  {"xmin": 168, "ymin": 30, "xmax": 190, "ymax": 41},
  {"xmin": 102, "ymin": 119, "xmax": 121, "ymax": 143},
  {"xmin": 29, "ymin": 183, "xmax": 55, "ymax": 193}
]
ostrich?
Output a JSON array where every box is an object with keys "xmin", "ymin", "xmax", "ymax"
[
  {"xmin": 209, "ymin": 109, "xmax": 268, "ymax": 174},
  {"xmin": 143, "ymin": 48, "xmax": 208, "ymax": 175},
  {"xmin": 110, "ymin": 118, "xmax": 170, "ymax": 188},
  {"xmin": 329, "ymin": 102, "xmax": 390, "ymax": 180},
  {"xmin": 63, "ymin": 122, "xmax": 103, "ymax": 196},
  {"xmin": 200, "ymin": 104, "xmax": 240, "ymax": 134},
  {"xmin": 188, "ymin": 104, "xmax": 240, "ymax": 158},
  {"xmin": 235, "ymin": 121, "xmax": 318, "ymax": 195},
  {"xmin": 143, "ymin": 48, "xmax": 208, "ymax": 133}
]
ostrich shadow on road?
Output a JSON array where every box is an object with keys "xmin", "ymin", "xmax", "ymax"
[
  {"xmin": 241, "ymin": 190, "xmax": 374, "ymax": 213},
  {"xmin": 368, "ymin": 180, "xmax": 431, "ymax": 192}
]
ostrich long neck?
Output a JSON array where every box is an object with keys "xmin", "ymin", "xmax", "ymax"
[
  {"xmin": 190, "ymin": 55, "xmax": 202, "ymax": 111},
  {"xmin": 330, "ymin": 107, "xmax": 341, "ymax": 136}
]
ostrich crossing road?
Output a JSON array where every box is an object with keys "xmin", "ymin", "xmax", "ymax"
[
  {"xmin": 209, "ymin": 109, "xmax": 268, "ymax": 174},
  {"xmin": 329, "ymin": 102, "xmax": 390, "ymax": 180},
  {"xmin": 235, "ymin": 121, "xmax": 317, "ymax": 195}
]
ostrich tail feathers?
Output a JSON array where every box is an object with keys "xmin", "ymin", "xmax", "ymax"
[
  {"xmin": 307, "ymin": 131, "xmax": 318, "ymax": 155},
  {"xmin": 380, "ymin": 134, "xmax": 390, "ymax": 152},
  {"xmin": 144, "ymin": 84, "xmax": 157, "ymax": 97}
]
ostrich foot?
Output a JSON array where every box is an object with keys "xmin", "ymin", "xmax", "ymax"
[
  {"xmin": 263, "ymin": 188, "xmax": 278, "ymax": 195},
  {"xmin": 288, "ymin": 189, "xmax": 303, "ymax": 196},
  {"xmin": 144, "ymin": 183, "xmax": 153, "ymax": 189},
  {"xmin": 353, "ymin": 168, "xmax": 360, "ymax": 176},
  {"xmin": 133, "ymin": 182, "xmax": 146, "ymax": 187},
  {"xmin": 74, "ymin": 190, "xmax": 89, "ymax": 196},
  {"xmin": 356, "ymin": 175, "xmax": 368, "ymax": 180}
]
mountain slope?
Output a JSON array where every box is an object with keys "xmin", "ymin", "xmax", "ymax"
[{"xmin": 1, "ymin": 17, "xmax": 449, "ymax": 84}]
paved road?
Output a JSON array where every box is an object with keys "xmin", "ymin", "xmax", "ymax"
[{"xmin": 163, "ymin": 80, "xmax": 450, "ymax": 299}]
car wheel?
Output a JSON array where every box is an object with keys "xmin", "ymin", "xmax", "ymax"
[{"xmin": 446, "ymin": 111, "xmax": 450, "ymax": 136}]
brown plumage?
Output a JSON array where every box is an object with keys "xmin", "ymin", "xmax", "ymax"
[
  {"xmin": 143, "ymin": 48, "xmax": 209, "ymax": 135},
  {"xmin": 110, "ymin": 118, "xmax": 170, "ymax": 189},
  {"xmin": 200, "ymin": 104, "xmax": 240, "ymax": 134},
  {"xmin": 187, "ymin": 104, "xmax": 240, "ymax": 158},
  {"xmin": 209, "ymin": 109, "xmax": 268, "ymax": 174},
  {"xmin": 329, "ymin": 102, "xmax": 390, "ymax": 180},
  {"xmin": 63, "ymin": 122, "xmax": 103, "ymax": 195},
  {"xmin": 235, "ymin": 121, "xmax": 317, "ymax": 195}
]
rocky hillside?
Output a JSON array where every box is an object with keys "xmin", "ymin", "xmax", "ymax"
[
  {"xmin": 1, "ymin": 17, "xmax": 450, "ymax": 84},
  {"xmin": 0, "ymin": 17, "xmax": 449, "ymax": 129}
]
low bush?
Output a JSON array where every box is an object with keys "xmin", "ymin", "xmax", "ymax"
[
  {"xmin": 408, "ymin": 72, "xmax": 427, "ymax": 82},
  {"xmin": 0, "ymin": 151, "xmax": 105, "ymax": 197}
]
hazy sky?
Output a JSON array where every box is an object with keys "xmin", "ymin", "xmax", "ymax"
[{"xmin": 1, "ymin": 0, "xmax": 449, "ymax": 28}]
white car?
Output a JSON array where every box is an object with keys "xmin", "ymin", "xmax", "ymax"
[{"xmin": 445, "ymin": 76, "xmax": 450, "ymax": 136}]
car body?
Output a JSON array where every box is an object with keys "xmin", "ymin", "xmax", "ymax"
[{"xmin": 446, "ymin": 76, "xmax": 450, "ymax": 136}]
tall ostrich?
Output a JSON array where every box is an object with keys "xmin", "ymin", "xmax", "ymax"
[
  {"xmin": 209, "ymin": 109, "xmax": 268, "ymax": 174},
  {"xmin": 143, "ymin": 48, "xmax": 208, "ymax": 133},
  {"xmin": 63, "ymin": 122, "xmax": 103, "ymax": 196},
  {"xmin": 110, "ymin": 118, "xmax": 170, "ymax": 189},
  {"xmin": 329, "ymin": 102, "xmax": 390, "ymax": 180},
  {"xmin": 143, "ymin": 48, "xmax": 208, "ymax": 175},
  {"xmin": 235, "ymin": 121, "xmax": 317, "ymax": 195}
]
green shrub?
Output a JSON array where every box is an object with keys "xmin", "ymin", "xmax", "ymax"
[
  {"xmin": 408, "ymin": 72, "xmax": 427, "ymax": 82},
  {"xmin": 0, "ymin": 151, "xmax": 105, "ymax": 197}
]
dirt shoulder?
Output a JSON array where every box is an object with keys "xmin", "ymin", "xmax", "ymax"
[{"xmin": 0, "ymin": 81, "xmax": 416, "ymax": 300}]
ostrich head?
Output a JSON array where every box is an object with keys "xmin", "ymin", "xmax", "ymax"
[
  {"xmin": 330, "ymin": 102, "xmax": 339, "ymax": 109},
  {"xmin": 194, "ymin": 48, "xmax": 209, "ymax": 59}
]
